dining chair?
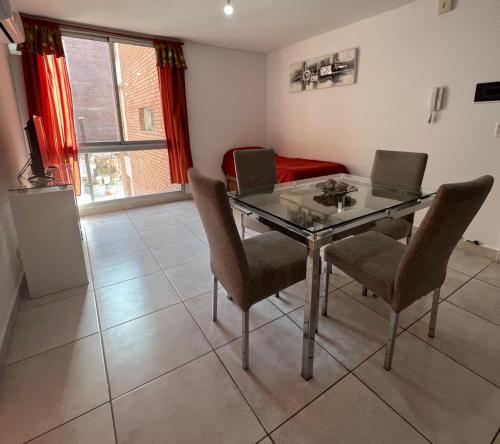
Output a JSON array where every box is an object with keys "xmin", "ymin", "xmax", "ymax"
[
  {"xmin": 369, "ymin": 149, "xmax": 428, "ymax": 244},
  {"xmin": 322, "ymin": 175, "xmax": 493, "ymax": 370},
  {"xmin": 234, "ymin": 148, "xmax": 277, "ymax": 239},
  {"xmin": 329, "ymin": 149, "xmax": 428, "ymax": 296},
  {"xmin": 188, "ymin": 168, "xmax": 307, "ymax": 370}
]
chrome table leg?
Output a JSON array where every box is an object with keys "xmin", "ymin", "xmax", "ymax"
[
  {"xmin": 301, "ymin": 239, "xmax": 321, "ymax": 380},
  {"xmin": 242, "ymin": 309, "xmax": 249, "ymax": 370}
]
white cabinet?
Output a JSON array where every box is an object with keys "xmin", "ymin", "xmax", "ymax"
[{"xmin": 9, "ymin": 185, "xmax": 88, "ymax": 298}]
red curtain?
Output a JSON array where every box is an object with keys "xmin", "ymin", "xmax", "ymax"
[
  {"xmin": 154, "ymin": 40, "xmax": 192, "ymax": 184},
  {"xmin": 19, "ymin": 18, "xmax": 80, "ymax": 195}
]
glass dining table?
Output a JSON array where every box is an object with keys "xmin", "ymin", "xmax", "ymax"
[{"xmin": 228, "ymin": 173, "xmax": 437, "ymax": 380}]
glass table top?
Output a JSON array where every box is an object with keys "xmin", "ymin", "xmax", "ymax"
[{"xmin": 228, "ymin": 174, "xmax": 436, "ymax": 235}]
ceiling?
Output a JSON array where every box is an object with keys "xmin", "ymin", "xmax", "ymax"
[{"xmin": 13, "ymin": 0, "xmax": 416, "ymax": 53}]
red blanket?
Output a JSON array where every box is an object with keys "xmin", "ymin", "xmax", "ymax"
[{"xmin": 221, "ymin": 147, "xmax": 349, "ymax": 182}]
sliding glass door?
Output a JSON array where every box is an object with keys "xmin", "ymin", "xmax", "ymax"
[{"xmin": 62, "ymin": 32, "xmax": 182, "ymax": 205}]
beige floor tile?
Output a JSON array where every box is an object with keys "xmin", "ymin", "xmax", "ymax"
[
  {"xmin": 441, "ymin": 268, "xmax": 472, "ymax": 298},
  {"xmin": 476, "ymin": 262, "xmax": 500, "ymax": 288},
  {"xmin": 30, "ymin": 404, "xmax": 115, "ymax": 444},
  {"xmin": 113, "ymin": 352, "xmax": 265, "ymax": 443},
  {"xmin": 139, "ymin": 224, "xmax": 196, "ymax": 249},
  {"xmin": 81, "ymin": 211, "xmax": 129, "ymax": 227},
  {"xmin": 87, "ymin": 233, "xmax": 146, "ymax": 264},
  {"xmin": 85, "ymin": 220, "xmax": 137, "ymax": 244},
  {"xmin": 289, "ymin": 290, "xmax": 399, "ymax": 370},
  {"xmin": 179, "ymin": 214, "xmax": 205, "ymax": 235},
  {"xmin": 494, "ymin": 432, "xmax": 500, "ymax": 444},
  {"xmin": 102, "ymin": 303, "xmax": 211, "ymax": 397},
  {"xmin": 409, "ymin": 301, "xmax": 500, "ymax": 386},
  {"xmin": 95, "ymin": 271, "xmax": 181, "ymax": 330},
  {"xmin": 355, "ymin": 332, "xmax": 500, "ymax": 444},
  {"xmin": 185, "ymin": 291, "xmax": 283, "ymax": 348},
  {"xmin": 161, "ymin": 200, "xmax": 198, "ymax": 217},
  {"xmin": 21, "ymin": 283, "xmax": 94, "ymax": 311},
  {"xmin": 92, "ymin": 249, "xmax": 161, "ymax": 289},
  {"xmin": 340, "ymin": 281, "xmax": 434, "ymax": 329},
  {"xmin": 268, "ymin": 278, "xmax": 332, "ymax": 314},
  {"xmin": 151, "ymin": 236, "xmax": 210, "ymax": 269},
  {"xmin": 258, "ymin": 438, "xmax": 273, "ymax": 444},
  {"xmin": 217, "ymin": 316, "xmax": 347, "ymax": 432},
  {"xmin": 326, "ymin": 265, "xmax": 354, "ymax": 288},
  {"xmin": 447, "ymin": 278, "xmax": 500, "ymax": 326},
  {"xmin": 7, "ymin": 292, "xmax": 99, "ymax": 364},
  {"xmin": 0, "ymin": 334, "xmax": 108, "ymax": 444},
  {"xmin": 131, "ymin": 212, "xmax": 179, "ymax": 232},
  {"xmin": 448, "ymin": 248, "xmax": 491, "ymax": 276},
  {"xmin": 126, "ymin": 204, "xmax": 167, "ymax": 220},
  {"xmin": 272, "ymin": 374, "xmax": 426, "ymax": 444},
  {"xmin": 165, "ymin": 257, "xmax": 215, "ymax": 300}
]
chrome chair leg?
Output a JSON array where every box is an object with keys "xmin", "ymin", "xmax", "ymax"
[
  {"xmin": 242, "ymin": 309, "xmax": 249, "ymax": 370},
  {"xmin": 428, "ymin": 287, "xmax": 440, "ymax": 338},
  {"xmin": 240, "ymin": 213, "xmax": 246, "ymax": 240},
  {"xmin": 362, "ymin": 287, "xmax": 368, "ymax": 296},
  {"xmin": 384, "ymin": 310, "xmax": 399, "ymax": 371},
  {"xmin": 275, "ymin": 292, "xmax": 280, "ymax": 298},
  {"xmin": 322, "ymin": 262, "xmax": 330, "ymax": 316},
  {"xmin": 212, "ymin": 276, "xmax": 218, "ymax": 321},
  {"xmin": 406, "ymin": 231, "xmax": 413, "ymax": 245}
]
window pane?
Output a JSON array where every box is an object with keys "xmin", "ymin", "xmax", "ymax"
[
  {"xmin": 63, "ymin": 36, "xmax": 121, "ymax": 143},
  {"xmin": 114, "ymin": 42, "xmax": 166, "ymax": 141},
  {"xmin": 77, "ymin": 149, "xmax": 180, "ymax": 205}
]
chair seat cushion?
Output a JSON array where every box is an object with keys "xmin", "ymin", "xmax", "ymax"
[
  {"xmin": 371, "ymin": 217, "xmax": 412, "ymax": 240},
  {"xmin": 243, "ymin": 231, "xmax": 307, "ymax": 305},
  {"xmin": 324, "ymin": 232, "xmax": 405, "ymax": 302}
]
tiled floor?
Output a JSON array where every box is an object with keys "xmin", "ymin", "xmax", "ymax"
[{"xmin": 1, "ymin": 200, "xmax": 500, "ymax": 443}]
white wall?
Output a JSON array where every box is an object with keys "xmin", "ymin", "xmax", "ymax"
[
  {"xmin": 0, "ymin": 46, "xmax": 27, "ymax": 346},
  {"xmin": 185, "ymin": 42, "xmax": 266, "ymax": 180},
  {"xmin": 265, "ymin": 0, "xmax": 500, "ymax": 249}
]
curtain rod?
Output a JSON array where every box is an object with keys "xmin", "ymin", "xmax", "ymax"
[{"xmin": 20, "ymin": 13, "xmax": 184, "ymax": 45}]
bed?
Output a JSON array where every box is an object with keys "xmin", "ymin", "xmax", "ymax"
[{"xmin": 222, "ymin": 146, "xmax": 349, "ymax": 191}]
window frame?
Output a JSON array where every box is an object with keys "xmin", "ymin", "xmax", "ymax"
[{"xmin": 62, "ymin": 29, "xmax": 167, "ymax": 154}]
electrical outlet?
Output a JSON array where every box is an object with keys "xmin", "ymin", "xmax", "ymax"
[{"xmin": 438, "ymin": 0, "xmax": 453, "ymax": 14}]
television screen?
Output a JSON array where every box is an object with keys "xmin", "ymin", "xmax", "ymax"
[{"xmin": 24, "ymin": 116, "xmax": 47, "ymax": 178}]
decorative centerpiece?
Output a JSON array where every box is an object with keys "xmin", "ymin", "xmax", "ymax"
[{"xmin": 313, "ymin": 179, "xmax": 358, "ymax": 207}]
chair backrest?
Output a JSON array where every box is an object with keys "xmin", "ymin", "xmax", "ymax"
[
  {"xmin": 393, "ymin": 175, "xmax": 494, "ymax": 311},
  {"xmin": 371, "ymin": 150, "xmax": 428, "ymax": 191},
  {"xmin": 234, "ymin": 148, "xmax": 277, "ymax": 193},
  {"xmin": 188, "ymin": 168, "xmax": 250, "ymax": 307}
]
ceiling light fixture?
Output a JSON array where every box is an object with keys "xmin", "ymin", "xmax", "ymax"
[{"xmin": 224, "ymin": 0, "xmax": 234, "ymax": 16}]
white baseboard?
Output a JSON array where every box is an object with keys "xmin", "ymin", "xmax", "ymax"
[
  {"xmin": 0, "ymin": 275, "xmax": 25, "ymax": 368},
  {"xmin": 78, "ymin": 192, "xmax": 192, "ymax": 217},
  {"xmin": 455, "ymin": 238, "xmax": 499, "ymax": 262}
]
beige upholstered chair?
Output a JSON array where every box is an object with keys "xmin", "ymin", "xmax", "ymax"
[
  {"xmin": 370, "ymin": 150, "xmax": 428, "ymax": 243},
  {"xmin": 188, "ymin": 168, "xmax": 307, "ymax": 370},
  {"xmin": 323, "ymin": 175, "xmax": 494, "ymax": 370},
  {"xmin": 234, "ymin": 148, "xmax": 277, "ymax": 239},
  {"xmin": 329, "ymin": 149, "xmax": 428, "ymax": 296}
]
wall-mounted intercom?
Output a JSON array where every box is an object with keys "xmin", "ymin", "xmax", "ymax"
[{"xmin": 428, "ymin": 87, "xmax": 445, "ymax": 124}]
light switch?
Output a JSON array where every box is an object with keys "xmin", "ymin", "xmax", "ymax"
[
  {"xmin": 495, "ymin": 122, "xmax": 500, "ymax": 138},
  {"xmin": 438, "ymin": 0, "xmax": 453, "ymax": 14}
]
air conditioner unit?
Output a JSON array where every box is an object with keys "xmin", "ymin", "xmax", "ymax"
[{"xmin": 0, "ymin": 0, "xmax": 25, "ymax": 44}]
